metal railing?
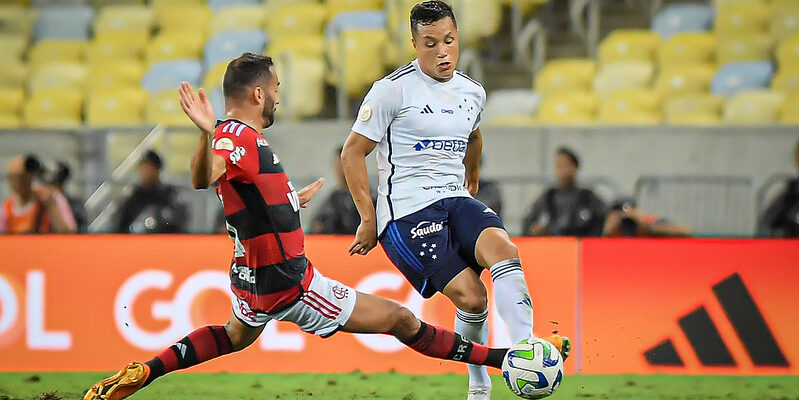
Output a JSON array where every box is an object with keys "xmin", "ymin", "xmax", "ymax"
[
  {"xmin": 570, "ymin": 0, "xmax": 600, "ymax": 59},
  {"xmin": 634, "ymin": 175, "xmax": 755, "ymax": 237}
]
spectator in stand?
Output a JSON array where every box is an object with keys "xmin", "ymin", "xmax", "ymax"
[
  {"xmin": 521, "ymin": 147, "xmax": 605, "ymax": 237},
  {"xmin": 603, "ymin": 197, "xmax": 691, "ymax": 237},
  {"xmin": 0, "ymin": 155, "xmax": 77, "ymax": 234},
  {"xmin": 47, "ymin": 162, "xmax": 88, "ymax": 233},
  {"xmin": 474, "ymin": 158, "xmax": 503, "ymax": 219},
  {"xmin": 758, "ymin": 140, "xmax": 799, "ymax": 237},
  {"xmin": 115, "ymin": 150, "xmax": 189, "ymax": 234},
  {"xmin": 311, "ymin": 146, "xmax": 375, "ymax": 234}
]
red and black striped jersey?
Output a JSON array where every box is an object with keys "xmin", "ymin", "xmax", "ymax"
[{"xmin": 213, "ymin": 119, "xmax": 313, "ymax": 314}]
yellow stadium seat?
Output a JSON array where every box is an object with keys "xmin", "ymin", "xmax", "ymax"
[
  {"xmin": 94, "ymin": 5, "xmax": 154, "ymax": 36},
  {"xmin": 598, "ymin": 29, "xmax": 661, "ymax": 64},
  {"xmin": 0, "ymin": 6, "xmax": 36, "ymax": 37},
  {"xmin": 723, "ymin": 90, "xmax": 784, "ymax": 123},
  {"xmin": 267, "ymin": 35, "xmax": 325, "ymax": 58},
  {"xmin": 27, "ymin": 62, "xmax": 87, "ymax": 94},
  {"xmin": 716, "ymin": 34, "xmax": 772, "ymax": 64},
  {"xmin": 499, "ymin": 0, "xmax": 549, "ymax": 14},
  {"xmin": 450, "ymin": 0, "xmax": 502, "ymax": 47},
  {"xmin": 658, "ymin": 32, "xmax": 716, "ymax": 67},
  {"xmin": 714, "ymin": 0, "xmax": 768, "ymax": 7},
  {"xmin": 663, "ymin": 94, "xmax": 725, "ymax": 123},
  {"xmin": 534, "ymin": 59, "xmax": 596, "ymax": 97},
  {"xmin": 781, "ymin": 93, "xmax": 799, "ymax": 123},
  {"xmin": 88, "ymin": 32, "xmax": 148, "ymax": 62},
  {"xmin": 164, "ymin": 131, "xmax": 197, "ymax": 175},
  {"xmin": 770, "ymin": 3, "xmax": 799, "ymax": 42},
  {"xmin": 23, "ymin": 89, "xmax": 83, "ymax": 128},
  {"xmin": 537, "ymin": 92, "xmax": 597, "ymax": 124},
  {"xmin": 598, "ymin": 89, "xmax": 661, "ymax": 125},
  {"xmin": 86, "ymin": 88, "xmax": 147, "ymax": 127},
  {"xmin": 0, "ymin": 88, "xmax": 24, "ymax": 124},
  {"xmin": 385, "ymin": 0, "xmax": 418, "ymax": 65},
  {"xmin": 487, "ymin": 114, "xmax": 539, "ymax": 127},
  {"xmin": 593, "ymin": 61, "xmax": 655, "ymax": 97},
  {"xmin": 655, "ymin": 64, "xmax": 716, "ymax": 99},
  {"xmin": 90, "ymin": 0, "xmax": 146, "ymax": 6},
  {"xmin": 202, "ymin": 62, "xmax": 228, "ymax": 90},
  {"xmin": 265, "ymin": 3, "xmax": 328, "ymax": 38},
  {"xmin": 150, "ymin": 0, "xmax": 204, "ymax": 9},
  {"xmin": 0, "ymin": 34, "xmax": 27, "ymax": 62},
  {"xmin": 146, "ymin": 90, "xmax": 193, "ymax": 127},
  {"xmin": 0, "ymin": 114, "xmax": 21, "ymax": 128},
  {"xmin": 273, "ymin": 54, "xmax": 326, "ymax": 119},
  {"xmin": 327, "ymin": 29, "xmax": 390, "ymax": 97},
  {"xmin": 326, "ymin": 0, "xmax": 383, "ymax": 15},
  {"xmin": 777, "ymin": 34, "xmax": 799, "ymax": 67},
  {"xmin": 210, "ymin": 6, "xmax": 266, "ymax": 35},
  {"xmin": 88, "ymin": 61, "xmax": 145, "ymax": 92},
  {"xmin": 772, "ymin": 67, "xmax": 799, "ymax": 93},
  {"xmin": 0, "ymin": 61, "xmax": 26, "ymax": 88},
  {"xmin": 714, "ymin": 2, "xmax": 770, "ymax": 36},
  {"xmin": 28, "ymin": 40, "xmax": 87, "ymax": 68},
  {"xmin": 155, "ymin": 5, "xmax": 212, "ymax": 36},
  {"xmin": 145, "ymin": 33, "xmax": 204, "ymax": 65}
]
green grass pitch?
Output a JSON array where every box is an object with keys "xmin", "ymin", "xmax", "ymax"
[{"xmin": 0, "ymin": 372, "xmax": 797, "ymax": 400}]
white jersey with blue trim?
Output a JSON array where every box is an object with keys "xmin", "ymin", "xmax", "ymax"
[{"xmin": 351, "ymin": 59, "xmax": 487, "ymax": 236}]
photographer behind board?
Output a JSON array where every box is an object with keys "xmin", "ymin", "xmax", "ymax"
[
  {"xmin": 1, "ymin": 154, "xmax": 77, "ymax": 234},
  {"xmin": 603, "ymin": 197, "xmax": 692, "ymax": 238}
]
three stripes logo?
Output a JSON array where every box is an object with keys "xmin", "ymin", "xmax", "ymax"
[
  {"xmin": 644, "ymin": 273, "xmax": 790, "ymax": 368},
  {"xmin": 420, "ymin": 104, "xmax": 434, "ymax": 114}
]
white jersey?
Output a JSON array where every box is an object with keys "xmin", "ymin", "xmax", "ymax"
[{"xmin": 351, "ymin": 59, "xmax": 487, "ymax": 236}]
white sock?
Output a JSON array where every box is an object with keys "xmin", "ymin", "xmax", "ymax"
[
  {"xmin": 490, "ymin": 258, "xmax": 534, "ymax": 343},
  {"xmin": 455, "ymin": 308, "xmax": 491, "ymax": 389}
]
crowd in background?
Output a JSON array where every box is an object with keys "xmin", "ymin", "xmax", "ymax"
[{"xmin": 3, "ymin": 140, "xmax": 799, "ymax": 238}]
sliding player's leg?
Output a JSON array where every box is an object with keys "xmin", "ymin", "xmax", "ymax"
[{"xmin": 83, "ymin": 310, "xmax": 265, "ymax": 400}]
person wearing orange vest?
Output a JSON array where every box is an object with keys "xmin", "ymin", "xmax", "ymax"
[{"xmin": 1, "ymin": 155, "xmax": 77, "ymax": 234}]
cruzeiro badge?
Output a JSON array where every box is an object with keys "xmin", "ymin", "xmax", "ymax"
[{"xmin": 358, "ymin": 104, "xmax": 373, "ymax": 122}]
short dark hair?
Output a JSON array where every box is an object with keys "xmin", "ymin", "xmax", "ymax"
[
  {"xmin": 556, "ymin": 147, "xmax": 580, "ymax": 168},
  {"xmin": 140, "ymin": 149, "xmax": 163, "ymax": 170},
  {"xmin": 410, "ymin": 1, "xmax": 457, "ymax": 37},
  {"xmin": 223, "ymin": 52, "xmax": 274, "ymax": 101}
]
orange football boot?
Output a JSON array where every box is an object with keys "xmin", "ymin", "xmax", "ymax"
[{"xmin": 83, "ymin": 362, "xmax": 150, "ymax": 400}]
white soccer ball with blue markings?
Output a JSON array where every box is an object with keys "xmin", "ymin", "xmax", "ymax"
[{"xmin": 502, "ymin": 338, "xmax": 564, "ymax": 399}]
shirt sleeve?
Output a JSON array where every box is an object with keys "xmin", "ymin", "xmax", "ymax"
[
  {"xmin": 212, "ymin": 124, "xmax": 259, "ymax": 182},
  {"xmin": 471, "ymin": 86, "xmax": 487, "ymax": 132},
  {"xmin": 351, "ymin": 80, "xmax": 402, "ymax": 142}
]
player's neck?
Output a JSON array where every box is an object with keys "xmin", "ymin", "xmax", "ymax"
[{"xmin": 223, "ymin": 109, "xmax": 264, "ymax": 132}]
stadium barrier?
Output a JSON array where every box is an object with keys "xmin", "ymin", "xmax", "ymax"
[{"xmin": 0, "ymin": 236, "xmax": 796, "ymax": 375}]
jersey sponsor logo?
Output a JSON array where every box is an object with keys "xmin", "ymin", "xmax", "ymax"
[
  {"xmin": 214, "ymin": 137, "xmax": 235, "ymax": 151},
  {"xmin": 358, "ymin": 104, "xmax": 373, "ymax": 122},
  {"xmin": 413, "ymin": 139, "xmax": 467, "ymax": 153},
  {"xmin": 410, "ymin": 220, "xmax": 444, "ymax": 240},
  {"xmin": 229, "ymin": 146, "xmax": 246, "ymax": 164},
  {"xmin": 232, "ymin": 264, "xmax": 257, "ymax": 284},
  {"xmin": 441, "ymin": 109, "xmax": 454, "ymax": 114},
  {"xmin": 256, "ymin": 137, "xmax": 268, "ymax": 147},
  {"xmin": 420, "ymin": 104, "xmax": 434, "ymax": 114},
  {"xmin": 422, "ymin": 184, "xmax": 464, "ymax": 193}
]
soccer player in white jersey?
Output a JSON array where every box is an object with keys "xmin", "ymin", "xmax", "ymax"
[{"xmin": 341, "ymin": 2, "xmax": 570, "ymax": 399}]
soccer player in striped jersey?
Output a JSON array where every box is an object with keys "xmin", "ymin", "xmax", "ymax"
[
  {"xmin": 341, "ymin": 2, "xmax": 570, "ymax": 398},
  {"xmin": 84, "ymin": 53, "xmax": 520, "ymax": 400}
]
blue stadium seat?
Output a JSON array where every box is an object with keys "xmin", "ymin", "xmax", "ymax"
[
  {"xmin": 203, "ymin": 29, "xmax": 268, "ymax": 71},
  {"xmin": 208, "ymin": 85, "xmax": 225, "ymax": 121},
  {"xmin": 33, "ymin": 5, "xmax": 94, "ymax": 41},
  {"xmin": 710, "ymin": 61, "xmax": 774, "ymax": 97},
  {"xmin": 141, "ymin": 60, "xmax": 202, "ymax": 94},
  {"xmin": 652, "ymin": 3, "xmax": 714, "ymax": 39},
  {"xmin": 325, "ymin": 11, "xmax": 387, "ymax": 38},
  {"xmin": 206, "ymin": 0, "xmax": 263, "ymax": 11}
]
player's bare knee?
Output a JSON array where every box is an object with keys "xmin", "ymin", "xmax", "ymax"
[
  {"xmin": 224, "ymin": 320, "xmax": 257, "ymax": 352},
  {"xmin": 390, "ymin": 306, "xmax": 419, "ymax": 338}
]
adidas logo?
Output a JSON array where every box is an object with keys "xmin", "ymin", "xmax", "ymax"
[
  {"xmin": 175, "ymin": 342, "xmax": 188, "ymax": 359},
  {"xmin": 420, "ymin": 104, "xmax": 434, "ymax": 114},
  {"xmin": 644, "ymin": 273, "xmax": 789, "ymax": 368}
]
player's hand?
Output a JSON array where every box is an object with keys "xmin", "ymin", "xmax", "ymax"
[
  {"xmin": 178, "ymin": 81, "xmax": 215, "ymax": 134},
  {"xmin": 465, "ymin": 179, "xmax": 479, "ymax": 196},
  {"xmin": 298, "ymin": 178, "xmax": 324, "ymax": 208},
  {"xmin": 349, "ymin": 220, "xmax": 377, "ymax": 256}
]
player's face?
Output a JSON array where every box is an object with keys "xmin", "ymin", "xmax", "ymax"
[
  {"xmin": 412, "ymin": 17, "xmax": 459, "ymax": 82},
  {"xmin": 138, "ymin": 162, "xmax": 160, "ymax": 188},
  {"xmin": 554, "ymin": 154, "xmax": 577, "ymax": 187},
  {"xmin": 259, "ymin": 66, "xmax": 280, "ymax": 129},
  {"xmin": 6, "ymin": 158, "xmax": 32, "ymax": 196}
]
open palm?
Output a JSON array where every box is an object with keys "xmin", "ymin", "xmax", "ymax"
[{"xmin": 178, "ymin": 81, "xmax": 215, "ymax": 133}]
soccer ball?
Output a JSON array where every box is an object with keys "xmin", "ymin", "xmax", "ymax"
[{"xmin": 501, "ymin": 338, "xmax": 564, "ymax": 399}]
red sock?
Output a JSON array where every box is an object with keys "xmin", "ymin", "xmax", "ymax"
[
  {"xmin": 402, "ymin": 321, "xmax": 506, "ymax": 368},
  {"xmin": 143, "ymin": 325, "xmax": 233, "ymax": 386}
]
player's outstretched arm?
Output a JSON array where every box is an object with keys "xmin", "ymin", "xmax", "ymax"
[
  {"xmin": 297, "ymin": 178, "xmax": 325, "ymax": 208},
  {"xmin": 463, "ymin": 128, "xmax": 482, "ymax": 196},
  {"xmin": 341, "ymin": 132, "xmax": 378, "ymax": 255},
  {"xmin": 178, "ymin": 82, "xmax": 225, "ymax": 189}
]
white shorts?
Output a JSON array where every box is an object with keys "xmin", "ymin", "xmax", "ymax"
[{"xmin": 232, "ymin": 268, "xmax": 357, "ymax": 338}]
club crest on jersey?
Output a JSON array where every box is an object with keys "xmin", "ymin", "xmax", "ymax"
[
  {"xmin": 410, "ymin": 221, "xmax": 444, "ymax": 240},
  {"xmin": 358, "ymin": 104, "xmax": 373, "ymax": 122},
  {"xmin": 214, "ymin": 137, "xmax": 235, "ymax": 151}
]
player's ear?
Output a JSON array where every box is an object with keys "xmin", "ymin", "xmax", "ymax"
[{"xmin": 253, "ymin": 86, "xmax": 264, "ymax": 105}]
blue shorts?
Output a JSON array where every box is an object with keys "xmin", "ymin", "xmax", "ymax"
[{"xmin": 379, "ymin": 197, "xmax": 505, "ymax": 298}]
